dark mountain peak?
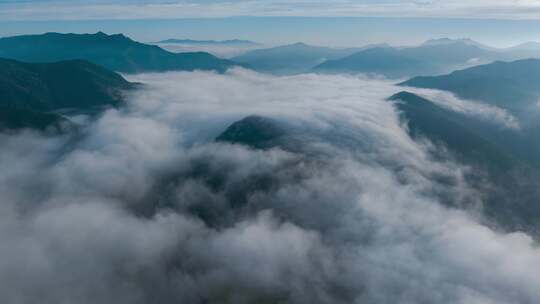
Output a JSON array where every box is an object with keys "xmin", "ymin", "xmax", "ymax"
[
  {"xmin": 389, "ymin": 91, "xmax": 422, "ymax": 101},
  {"xmin": 100, "ymin": 32, "xmax": 131, "ymax": 41},
  {"xmin": 91, "ymin": 31, "xmax": 126, "ymax": 38},
  {"xmin": 216, "ymin": 115, "xmax": 286, "ymax": 149},
  {"xmin": 21, "ymin": 31, "xmax": 131, "ymax": 42}
]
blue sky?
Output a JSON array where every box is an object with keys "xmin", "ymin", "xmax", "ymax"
[
  {"xmin": 2, "ymin": 1, "xmax": 540, "ymax": 20},
  {"xmin": 1, "ymin": 1, "xmax": 540, "ymax": 47}
]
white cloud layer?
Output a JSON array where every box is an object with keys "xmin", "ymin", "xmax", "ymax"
[
  {"xmin": 2, "ymin": 0, "xmax": 540, "ymax": 20},
  {"xmin": 403, "ymin": 87, "xmax": 521, "ymax": 130},
  {"xmin": 0, "ymin": 69, "xmax": 539, "ymax": 303}
]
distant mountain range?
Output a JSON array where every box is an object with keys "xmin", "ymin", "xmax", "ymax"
[
  {"xmin": 314, "ymin": 46, "xmax": 436, "ymax": 78},
  {"xmin": 503, "ymin": 42, "xmax": 540, "ymax": 59},
  {"xmin": 231, "ymin": 42, "xmax": 368, "ymax": 74},
  {"xmin": 0, "ymin": 32, "xmax": 241, "ymax": 73},
  {"xmin": 401, "ymin": 58, "xmax": 540, "ymax": 120},
  {"xmin": 392, "ymin": 59, "xmax": 540, "ymax": 231},
  {"xmin": 314, "ymin": 38, "xmax": 507, "ymax": 78},
  {"xmin": 229, "ymin": 38, "xmax": 539, "ymax": 77},
  {"xmin": 157, "ymin": 39, "xmax": 260, "ymax": 46},
  {"xmin": 421, "ymin": 38, "xmax": 496, "ymax": 50},
  {"xmin": 2, "ymin": 33, "xmax": 538, "ymax": 78},
  {"xmin": 0, "ymin": 58, "xmax": 134, "ymax": 131}
]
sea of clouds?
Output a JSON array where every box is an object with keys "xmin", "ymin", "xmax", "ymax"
[{"xmin": 1, "ymin": 68, "xmax": 539, "ymax": 304}]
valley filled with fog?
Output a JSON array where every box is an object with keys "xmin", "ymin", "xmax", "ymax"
[{"xmin": 3, "ymin": 68, "xmax": 540, "ymax": 304}]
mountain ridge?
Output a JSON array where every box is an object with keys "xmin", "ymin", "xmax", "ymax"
[
  {"xmin": 314, "ymin": 39, "xmax": 503, "ymax": 78},
  {"xmin": 400, "ymin": 58, "xmax": 540, "ymax": 116},
  {"xmin": 0, "ymin": 32, "xmax": 241, "ymax": 73},
  {"xmin": 0, "ymin": 58, "xmax": 135, "ymax": 131},
  {"xmin": 157, "ymin": 38, "xmax": 260, "ymax": 45},
  {"xmin": 232, "ymin": 42, "xmax": 363, "ymax": 74}
]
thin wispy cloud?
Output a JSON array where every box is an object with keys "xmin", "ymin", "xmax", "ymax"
[
  {"xmin": 2, "ymin": 0, "xmax": 540, "ymax": 20},
  {"xmin": 402, "ymin": 87, "xmax": 522, "ymax": 130}
]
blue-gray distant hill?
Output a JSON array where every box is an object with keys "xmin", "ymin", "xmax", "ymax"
[
  {"xmin": 503, "ymin": 41, "xmax": 540, "ymax": 59},
  {"xmin": 401, "ymin": 58, "xmax": 540, "ymax": 121},
  {"xmin": 0, "ymin": 32, "xmax": 241, "ymax": 73},
  {"xmin": 0, "ymin": 58, "xmax": 134, "ymax": 131},
  {"xmin": 314, "ymin": 38, "xmax": 507, "ymax": 78},
  {"xmin": 157, "ymin": 39, "xmax": 260, "ymax": 46},
  {"xmin": 231, "ymin": 42, "xmax": 370, "ymax": 74}
]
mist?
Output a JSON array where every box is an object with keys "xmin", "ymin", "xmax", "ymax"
[
  {"xmin": 403, "ymin": 86, "xmax": 521, "ymax": 130},
  {"xmin": 1, "ymin": 69, "xmax": 540, "ymax": 304},
  {"xmin": 157, "ymin": 43, "xmax": 262, "ymax": 58}
]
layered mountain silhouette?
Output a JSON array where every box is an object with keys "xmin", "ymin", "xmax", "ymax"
[
  {"xmin": 0, "ymin": 32, "xmax": 240, "ymax": 73},
  {"xmin": 503, "ymin": 42, "xmax": 540, "ymax": 59},
  {"xmin": 398, "ymin": 58, "xmax": 540, "ymax": 164},
  {"xmin": 421, "ymin": 38, "xmax": 496, "ymax": 50},
  {"xmin": 314, "ymin": 47, "xmax": 436, "ymax": 78},
  {"xmin": 157, "ymin": 39, "xmax": 260, "ymax": 46},
  {"xmin": 314, "ymin": 38, "xmax": 505, "ymax": 78},
  {"xmin": 232, "ymin": 43, "xmax": 365, "ymax": 74},
  {"xmin": 401, "ymin": 59, "xmax": 540, "ymax": 118},
  {"xmin": 389, "ymin": 92, "xmax": 519, "ymax": 170},
  {"xmin": 387, "ymin": 50, "xmax": 540, "ymax": 233},
  {"xmin": 400, "ymin": 58, "xmax": 540, "ymax": 170},
  {"xmin": 0, "ymin": 58, "xmax": 134, "ymax": 131},
  {"xmin": 390, "ymin": 91, "xmax": 540, "ymax": 233}
]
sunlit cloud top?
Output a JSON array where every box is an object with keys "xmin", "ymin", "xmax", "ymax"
[{"xmin": 2, "ymin": 0, "xmax": 540, "ymax": 20}]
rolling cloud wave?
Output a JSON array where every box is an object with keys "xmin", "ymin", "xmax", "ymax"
[{"xmin": 0, "ymin": 69, "xmax": 538, "ymax": 304}]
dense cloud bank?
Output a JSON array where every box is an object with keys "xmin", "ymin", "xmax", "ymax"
[
  {"xmin": 402, "ymin": 86, "xmax": 521, "ymax": 130},
  {"xmin": 1, "ymin": 69, "xmax": 540, "ymax": 304}
]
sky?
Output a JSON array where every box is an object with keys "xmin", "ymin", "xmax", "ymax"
[
  {"xmin": 3, "ymin": 0, "xmax": 540, "ymax": 20},
  {"xmin": 1, "ymin": 1, "xmax": 540, "ymax": 49}
]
